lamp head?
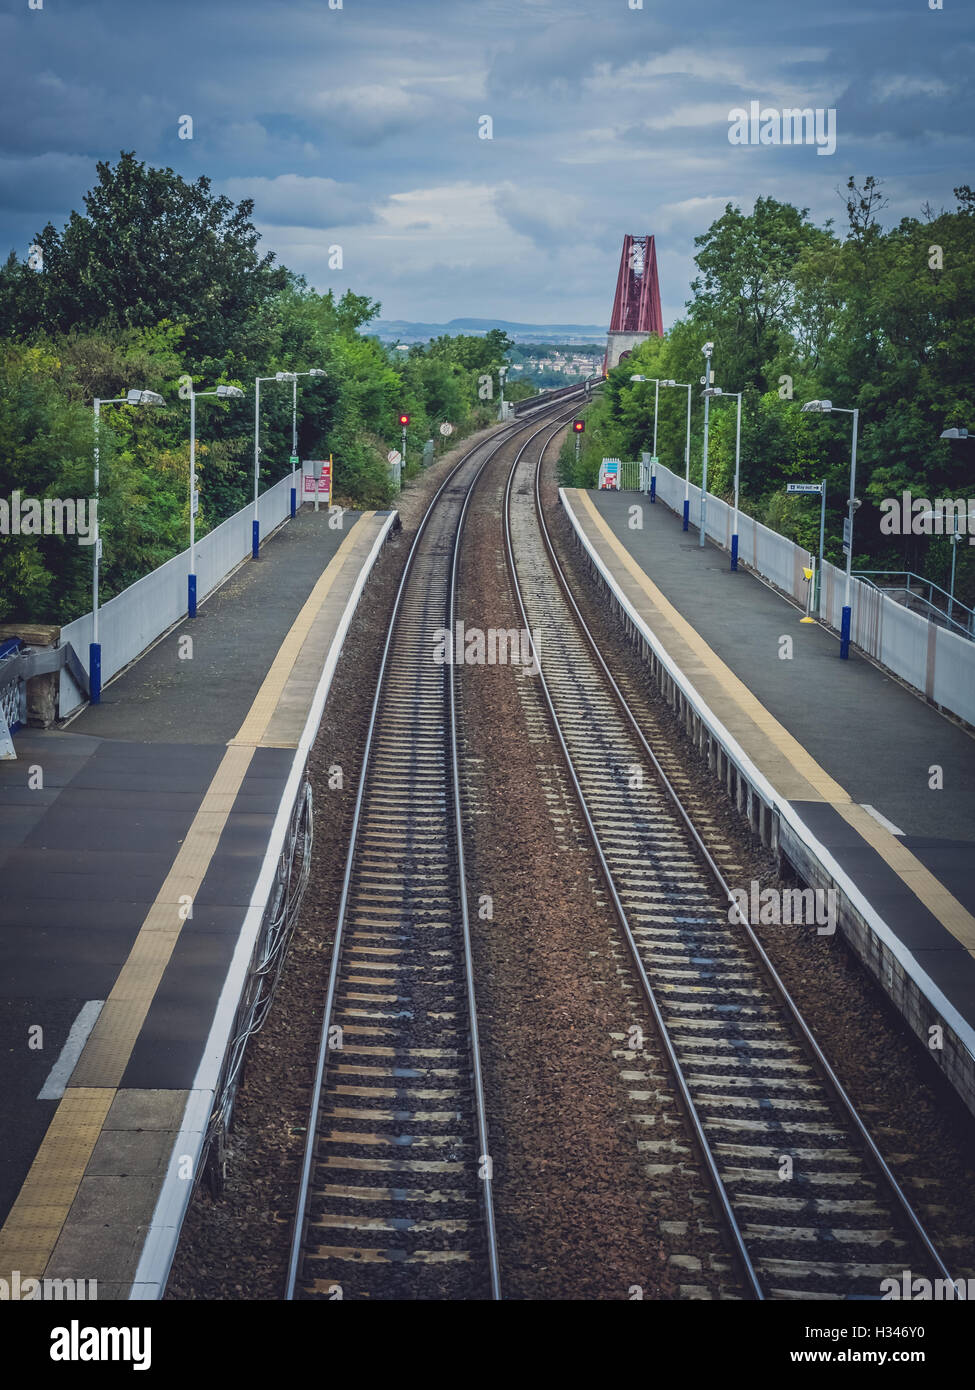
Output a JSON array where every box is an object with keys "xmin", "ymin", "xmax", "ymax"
[{"xmin": 216, "ymin": 384, "xmax": 245, "ymax": 399}]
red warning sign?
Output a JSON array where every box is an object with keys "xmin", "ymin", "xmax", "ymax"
[{"xmin": 302, "ymin": 458, "xmax": 332, "ymax": 503}]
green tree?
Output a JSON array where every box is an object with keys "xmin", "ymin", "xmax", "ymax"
[
  {"xmin": 0, "ymin": 152, "xmax": 288, "ymax": 363},
  {"xmin": 689, "ymin": 197, "xmax": 834, "ymax": 392}
]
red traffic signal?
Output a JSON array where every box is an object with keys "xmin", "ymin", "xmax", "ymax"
[
  {"xmin": 398, "ymin": 413, "xmax": 410, "ymax": 427},
  {"xmin": 573, "ymin": 420, "xmax": 585, "ymax": 433}
]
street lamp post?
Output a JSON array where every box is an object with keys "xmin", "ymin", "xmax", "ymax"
[
  {"xmin": 703, "ymin": 387, "xmax": 743, "ymax": 570},
  {"xmin": 818, "ymin": 478, "xmax": 826, "ymax": 613},
  {"xmin": 253, "ymin": 375, "xmax": 277, "ymax": 559},
  {"xmin": 89, "ymin": 389, "xmax": 164, "ymax": 703},
  {"xmin": 938, "ymin": 427, "xmax": 973, "ymax": 631},
  {"xmin": 802, "ymin": 400, "xmax": 860, "ymax": 659},
  {"xmin": 188, "ymin": 385, "xmax": 245, "ymax": 617},
  {"xmin": 276, "ymin": 369, "xmax": 327, "ymax": 518},
  {"xmin": 630, "ymin": 375, "xmax": 660, "ymax": 498},
  {"xmin": 699, "ymin": 343, "xmax": 714, "ymax": 547},
  {"xmin": 661, "ymin": 380, "xmax": 692, "ymax": 529}
]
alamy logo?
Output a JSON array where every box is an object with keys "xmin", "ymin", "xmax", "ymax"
[
  {"xmin": 0, "ymin": 493, "xmax": 97, "ymax": 545},
  {"xmin": 882, "ymin": 1270, "xmax": 975, "ymax": 1300},
  {"xmin": 433, "ymin": 622, "xmax": 541, "ymax": 675},
  {"xmin": 880, "ymin": 492, "xmax": 975, "ymax": 541},
  {"xmin": 1, "ymin": 1270, "xmax": 97, "ymax": 1300},
  {"xmin": 728, "ymin": 101, "xmax": 837, "ymax": 156},
  {"xmin": 50, "ymin": 1320, "xmax": 151, "ymax": 1371},
  {"xmin": 729, "ymin": 880, "xmax": 837, "ymax": 935}
]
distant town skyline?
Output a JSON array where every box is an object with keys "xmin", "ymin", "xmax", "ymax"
[{"xmin": 2, "ymin": 0, "xmax": 972, "ymax": 328}]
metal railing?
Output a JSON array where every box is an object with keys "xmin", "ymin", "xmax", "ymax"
[
  {"xmin": 201, "ymin": 780, "xmax": 313, "ymax": 1195},
  {"xmin": 645, "ymin": 458, "xmax": 975, "ymax": 727},
  {"xmin": 0, "ymin": 644, "xmax": 26, "ymax": 758},
  {"xmin": 856, "ymin": 570, "xmax": 975, "ymax": 641},
  {"xmin": 0, "ymin": 641, "xmax": 89, "ymax": 757}
]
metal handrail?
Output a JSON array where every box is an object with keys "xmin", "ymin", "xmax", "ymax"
[{"xmin": 856, "ymin": 570, "xmax": 974, "ymax": 639}]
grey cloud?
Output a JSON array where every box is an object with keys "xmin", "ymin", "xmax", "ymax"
[
  {"xmin": 0, "ymin": 0, "xmax": 971, "ymax": 323},
  {"xmin": 219, "ymin": 175, "xmax": 376, "ymax": 228}
]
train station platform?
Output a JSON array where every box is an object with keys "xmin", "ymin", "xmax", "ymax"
[
  {"xmin": 561, "ymin": 486, "xmax": 975, "ymax": 1118},
  {"xmin": 0, "ymin": 503, "xmax": 396, "ymax": 1299}
]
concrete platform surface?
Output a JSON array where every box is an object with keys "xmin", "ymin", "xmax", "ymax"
[{"xmin": 0, "ymin": 503, "xmax": 395, "ymax": 1297}]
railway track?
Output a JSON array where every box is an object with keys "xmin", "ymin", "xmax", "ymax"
[
  {"xmin": 285, "ymin": 397, "xmax": 584, "ymax": 1300},
  {"xmin": 504, "ymin": 421, "xmax": 957, "ymax": 1300}
]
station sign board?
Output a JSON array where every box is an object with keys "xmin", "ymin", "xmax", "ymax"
[{"xmin": 302, "ymin": 458, "xmax": 332, "ymax": 503}]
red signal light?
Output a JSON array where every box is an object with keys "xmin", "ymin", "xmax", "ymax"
[
  {"xmin": 398, "ymin": 413, "xmax": 410, "ymax": 427},
  {"xmin": 573, "ymin": 420, "xmax": 585, "ymax": 433}
]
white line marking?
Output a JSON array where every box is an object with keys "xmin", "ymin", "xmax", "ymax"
[
  {"xmin": 37, "ymin": 1001, "xmax": 105, "ymax": 1099},
  {"xmin": 861, "ymin": 804, "xmax": 905, "ymax": 837},
  {"xmin": 133, "ymin": 509, "xmax": 397, "ymax": 1300}
]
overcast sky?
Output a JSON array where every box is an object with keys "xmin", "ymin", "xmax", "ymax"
[{"xmin": 1, "ymin": 0, "xmax": 972, "ymax": 328}]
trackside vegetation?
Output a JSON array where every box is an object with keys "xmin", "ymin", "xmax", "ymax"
[
  {"xmin": 0, "ymin": 152, "xmax": 523, "ymax": 623},
  {"xmin": 562, "ymin": 179, "xmax": 975, "ymax": 608}
]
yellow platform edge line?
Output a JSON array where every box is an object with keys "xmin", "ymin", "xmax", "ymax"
[
  {"xmin": 232, "ymin": 511, "xmax": 376, "ymax": 748},
  {"xmin": 0, "ymin": 512, "xmax": 378, "ymax": 1278},
  {"xmin": 573, "ymin": 490, "xmax": 849, "ymax": 803},
  {"xmin": 568, "ymin": 488, "xmax": 975, "ymax": 959},
  {"xmin": 0, "ymin": 1088, "xmax": 115, "ymax": 1278}
]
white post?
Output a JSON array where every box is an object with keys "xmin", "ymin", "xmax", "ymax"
[
  {"xmin": 730, "ymin": 393, "xmax": 742, "ymax": 571},
  {"xmin": 700, "ymin": 346, "xmax": 713, "ymax": 547},
  {"xmin": 188, "ymin": 391, "xmax": 197, "ymax": 617},
  {"xmin": 817, "ymin": 478, "xmax": 826, "ymax": 614},
  {"xmin": 683, "ymin": 384, "xmax": 691, "ymax": 531},
  {"xmin": 949, "ymin": 520, "xmax": 958, "ymax": 627},
  {"xmin": 840, "ymin": 408, "xmax": 859, "ymax": 659},
  {"xmin": 252, "ymin": 376, "xmax": 261, "ymax": 558},
  {"xmin": 92, "ymin": 399, "xmax": 101, "ymax": 647},
  {"xmin": 291, "ymin": 376, "xmax": 299, "ymax": 519}
]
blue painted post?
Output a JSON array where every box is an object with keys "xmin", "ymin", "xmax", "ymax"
[
  {"xmin": 290, "ymin": 487, "xmax": 297, "ymax": 518},
  {"xmin": 188, "ymin": 390, "xmax": 198, "ymax": 616},
  {"xmin": 682, "ymin": 500, "xmax": 690, "ymax": 531},
  {"xmin": 89, "ymin": 642, "xmax": 102, "ymax": 705},
  {"xmin": 650, "ymin": 465, "xmax": 656, "ymax": 503},
  {"xmin": 252, "ymin": 376, "xmax": 261, "ymax": 558},
  {"xmin": 730, "ymin": 391, "xmax": 742, "ymax": 571},
  {"xmin": 840, "ymin": 605, "xmax": 851, "ymax": 660}
]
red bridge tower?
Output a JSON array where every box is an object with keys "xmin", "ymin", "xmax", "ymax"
[{"xmin": 604, "ymin": 234, "xmax": 663, "ymax": 374}]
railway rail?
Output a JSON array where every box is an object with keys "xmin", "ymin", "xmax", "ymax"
[
  {"xmin": 285, "ymin": 395, "xmax": 585, "ymax": 1300},
  {"xmin": 504, "ymin": 419, "xmax": 957, "ymax": 1300}
]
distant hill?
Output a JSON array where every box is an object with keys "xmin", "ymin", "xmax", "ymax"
[{"xmin": 372, "ymin": 317, "xmax": 608, "ymax": 344}]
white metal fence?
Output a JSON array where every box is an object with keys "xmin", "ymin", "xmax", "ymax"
[
  {"xmin": 646, "ymin": 462, "xmax": 975, "ymax": 726},
  {"xmin": 59, "ymin": 476, "xmax": 293, "ymax": 715}
]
